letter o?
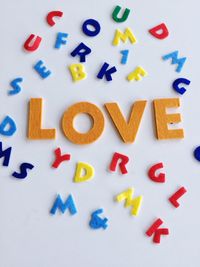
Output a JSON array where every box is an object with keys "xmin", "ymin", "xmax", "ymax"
[
  {"xmin": 61, "ymin": 102, "xmax": 105, "ymax": 144},
  {"xmin": 82, "ymin": 19, "xmax": 101, "ymax": 37}
]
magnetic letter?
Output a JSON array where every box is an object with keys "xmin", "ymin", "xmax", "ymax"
[
  {"xmin": 46, "ymin": 10, "xmax": 63, "ymax": 26},
  {"xmin": 82, "ymin": 19, "xmax": 101, "ymax": 37},
  {"xmin": 0, "ymin": 142, "xmax": 12, "ymax": 166},
  {"xmin": 52, "ymin": 148, "xmax": 71, "ymax": 168},
  {"xmin": 109, "ymin": 152, "xmax": 129, "ymax": 174},
  {"xmin": 9, "ymin": 77, "xmax": 23, "ymax": 95},
  {"xmin": 162, "ymin": 51, "xmax": 187, "ymax": 73},
  {"xmin": 127, "ymin": 66, "xmax": 148, "ymax": 81},
  {"xmin": 112, "ymin": 5, "xmax": 130, "ymax": 23},
  {"xmin": 33, "ymin": 60, "xmax": 52, "ymax": 79},
  {"xmin": 146, "ymin": 218, "xmax": 169, "ymax": 244},
  {"xmin": 71, "ymin": 42, "xmax": 91, "ymax": 62},
  {"xmin": 120, "ymin": 50, "xmax": 129, "ymax": 64},
  {"xmin": 69, "ymin": 64, "xmax": 87, "ymax": 82},
  {"xmin": 116, "ymin": 188, "xmax": 143, "ymax": 216},
  {"xmin": 62, "ymin": 102, "xmax": 104, "ymax": 145},
  {"xmin": 12, "ymin": 163, "xmax": 34, "ymax": 179},
  {"xmin": 148, "ymin": 163, "xmax": 165, "ymax": 183},
  {"xmin": 97, "ymin": 62, "xmax": 117, "ymax": 81},
  {"xmin": 23, "ymin": 34, "xmax": 42, "ymax": 52},
  {"xmin": 28, "ymin": 98, "xmax": 56, "ymax": 139},
  {"xmin": 74, "ymin": 162, "xmax": 94, "ymax": 183},
  {"xmin": 89, "ymin": 209, "xmax": 108, "ymax": 230},
  {"xmin": 50, "ymin": 194, "xmax": 77, "ymax": 215},
  {"xmin": 169, "ymin": 187, "xmax": 187, "ymax": 208},
  {"xmin": 0, "ymin": 116, "xmax": 16, "ymax": 136},
  {"xmin": 112, "ymin": 28, "xmax": 137, "ymax": 46},
  {"xmin": 153, "ymin": 98, "xmax": 184, "ymax": 140},
  {"xmin": 149, "ymin": 23, "xmax": 169, "ymax": 40},
  {"xmin": 172, "ymin": 78, "xmax": 191, "ymax": 95},
  {"xmin": 55, "ymin": 32, "xmax": 68, "ymax": 49},
  {"xmin": 105, "ymin": 101, "xmax": 147, "ymax": 143}
]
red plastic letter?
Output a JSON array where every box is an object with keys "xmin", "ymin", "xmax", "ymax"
[
  {"xmin": 52, "ymin": 148, "xmax": 71, "ymax": 168},
  {"xmin": 169, "ymin": 186, "xmax": 187, "ymax": 208},
  {"xmin": 146, "ymin": 218, "xmax": 169, "ymax": 244},
  {"xmin": 23, "ymin": 34, "xmax": 42, "ymax": 52},
  {"xmin": 46, "ymin": 11, "xmax": 63, "ymax": 27},
  {"xmin": 109, "ymin": 152, "xmax": 129, "ymax": 174},
  {"xmin": 148, "ymin": 162, "xmax": 165, "ymax": 183},
  {"xmin": 149, "ymin": 23, "xmax": 169, "ymax": 40}
]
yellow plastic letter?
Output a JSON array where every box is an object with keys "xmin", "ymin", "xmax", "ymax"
[
  {"xmin": 112, "ymin": 28, "xmax": 137, "ymax": 46},
  {"xmin": 74, "ymin": 162, "xmax": 94, "ymax": 183},
  {"xmin": 69, "ymin": 64, "xmax": 87, "ymax": 82},
  {"xmin": 127, "ymin": 66, "xmax": 148, "ymax": 81}
]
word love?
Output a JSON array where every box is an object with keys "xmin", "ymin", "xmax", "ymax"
[{"xmin": 27, "ymin": 97, "xmax": 184, "ymax": 145}]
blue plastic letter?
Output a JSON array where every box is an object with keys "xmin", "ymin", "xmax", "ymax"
[
  {"xmin": 9, "ymin": 77, "xmax": 23, "ymax": 95},
  {"xmin": 82, "ymin": 19, "xmax": 101, "ymax": 37},
  {"xmin": 0, "ymin": 141, "xmax": 12, "ymax": 166},
  {"xmin": 33, "ymin": 60, "xmax": 52, "ymax": 79},
  {"xmin": 162, "ymin": 51, "xmax": 187, "ymax": 73},
  {"xmin": 55, "ymin": 32, "xmax": 68, "ymax": 49},
  {"xmin": 97, "ymin": 62, "xmax": 117, "ymax": 81},
  {"xmin": 0, "ymin": 116, "xmax": 17, "ymax": 136},
  {"xmin": 71, "ymin": 42, "xmax": 91, "ymax": 62},
  {"xmin": 12, "ymin": 163, "xmax": 34, "ymax": 179},
  {"xmin": 172, "ymin": 78, "xmax": 191, "ymax": 95},
  {"xmin": 50, "ymin": 194, "xmax": 77, "ymax": 215}
]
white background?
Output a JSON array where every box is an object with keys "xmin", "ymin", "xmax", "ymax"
[{"xmin": 0, "ymin": 0, "xmax": 199, "ymax": 266}]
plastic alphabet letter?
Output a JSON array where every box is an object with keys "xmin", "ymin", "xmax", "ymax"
[
  {"xmin": 12, "ymin": 163, "xmax": 34, "ymax": 179},
  {"xmin": 71, "ymin": 42, "xmax": 91, "ymax": 62},
  {"xmin": 89, "ymin": 209, "xmax": 108, "ymax": 230},
  {"xmin": 50, "ymin": 194, "xmax": 77, "ymax": 215},
  {"xmin": 28, "ymin": 98, "xmax": 56, "ymax": 139},
  {"xmin": 116, "ymin": 188, "xmax": 143, "ymax": 216},
  {"xmin": 148, "ymin": 162, "xmax": 165, "ymax": 183},
  {"xmin": 112, "ymin": 28, "xmax": 137, "ymax": 46},
  {"xmin": 120, "ymin": 50, "xmax": 129, "ymax": 64},
  {"xmin": 55, "ymin": 32, "xmax": 68, "ymax": 49},
  {"xmin": 109, "ymin": 152, "xmax": 129, "ymax": 174},
  {"xmin": 172, "ymin": 78, "xmax": 191, "ymax": 95},
  {"xmin": 149, "ymin": 23, "xmax": 169, "ymax": 40},
  {"xmin": 153, "ymin": 98, "xmax": 184, "ymax": 140},
  {"xmin": 0, "ymin": 116, "xmax": 17, "ymax": 137},
  {"xmin": 194, "ymin": 146, "xmax": 200, "ymax": 162},
  {"xmin": 74, "ymin": 162, "xmax": 94, "ymax": 183},
  {"xmin": 146, "ymin": 218, "xmax": 169, "ymax": 244},
  {"xmin": 62, "ymin": 102, "xmax": 105, "ymax": 144},
  {"xmin": 33, "ymin": 60, "xmax": 52, "ymax": 79},
  {"xmin": 127, "ymin": 66, "xmax": 148, "ymax": 81},
  {"xmin": 52, "ymin": 148, "xmax": 71, "ymax": 168},
  {"xmin": 112, "ymin": 5, "xmax": 130, "ymax": 23},
  {"xmin": 69, "ymin": 64, "xmax": 87, "ymax": 82},
  {"xmin": 162, "ymin": 51, "xmax": 187, "ymax": 73},
  {"xmin": 82, "ymin": 19, "xmax": 101, "ymax": 37},
  {"xmin": 169, "ymin": 187, "xmax": 187, "ymax": 208},
  {"xmin": 8, "ymin": 77, "xmax": 23, "ymax": 95},
  {"xmin": 97, "ymin": 62, "xmax": 117, "ymax": 81},
  {"xmin": 46, "ymin": 10, "xmax": 63, "ymax": 27},
  {"xmin": 0, "ymin": 142, "xmax": 12, "ymax": 167},
  {"xmin": 105, "ymin": 101, "xmax": 147, "ymax": 143},
  {"xmin": 23, "ymin": 34, "xmax": 42, "ymax": 52}
]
